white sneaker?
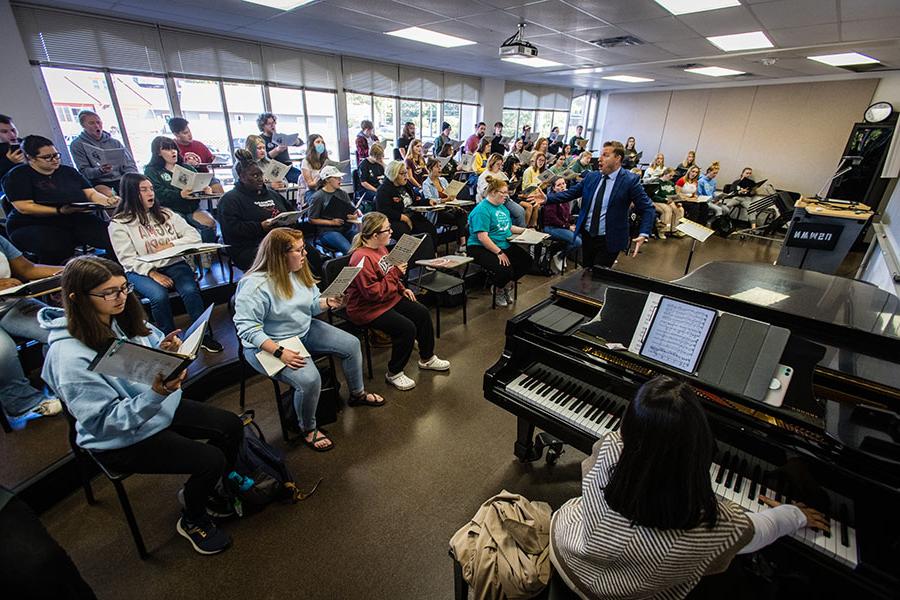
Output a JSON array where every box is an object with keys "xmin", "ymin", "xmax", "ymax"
[
  {"xmin": 493, "ymin": 287, "xmax": 509, "ymax": 307},
  {"xmin": 385, "ymin": 371, "xmax": 416, "ymax": 390},
  {"xmin": 551, "ymin": 252, "xmax": 564, "ymax": 274},
  {"xmin": 418, "ymin": 355, "xmax": 450, "ymax": 371},
  {"xmin": 504, "ymin": 284, "xmax": 515, "ymax": 304}
]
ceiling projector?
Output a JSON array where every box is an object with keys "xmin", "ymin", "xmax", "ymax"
[{"xmin": 500, "ymin": 23, "xmax": 538, "ymax": 59}]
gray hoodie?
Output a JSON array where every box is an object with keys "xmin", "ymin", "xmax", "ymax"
[{"xmin": 69, "ymin": 130, "xmax": 138, "ymax": 184}]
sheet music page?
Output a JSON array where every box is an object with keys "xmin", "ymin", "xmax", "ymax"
[
  {"xmin": 136, "ymin": 242, "xmax": 226, "ymax": 263},
  {"xmin": 509, "ymin": 229, "xmax": 550, "ymax": 244},
  {"xmin": 730, "ymin": 286, "xmax": 789, "ymax": 306},
  {"xmin": 179, "ymin": 304, "xmax": 213, "ymax": 358},
  {"xmin": 263, "ymin": 160, "xmax": 289, "ymax": 181},
  {"xmin": 90, "ymin": 341, "xmax": 185, "ymax": 386},
  {"xmin": 385, "ymin": 234, "xmax": 423, "ymax": 266},
  {"xmin": 628, "ymin": 292, "xmax": 663, "ymax": 353},
  {"xmin": 255, "ymin": 336, "xmax": 311, "ymax": 377},
  {"xmin": 444, "ymin": 180, "xmax": 465, "ymax": 197},
  {"xmin": 273, "ymin": 132, "xmax": 300, "ymax": 146},
  {"xmin": 268, "ymin": 211, "xmax": 303, "ymax": 227},
  {"xmin": 675, "ymin": 218, "xmax": 715, "ymax": 242},
  {"xmin": 320, "ymin": 262, "xmax": 363, "ymax": 298},
  {"xmin": 639, "ymin": 298, "xmax": 717, "ymax": 373}
]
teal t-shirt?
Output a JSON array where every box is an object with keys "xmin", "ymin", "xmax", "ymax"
[{"xmin": 467, "ymin": 200, "xmax": 512, "ymax": 250}]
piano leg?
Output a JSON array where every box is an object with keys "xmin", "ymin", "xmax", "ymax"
[{"xmin": 514, "ymin": 418, "xmax": 565, "ymax": 463}]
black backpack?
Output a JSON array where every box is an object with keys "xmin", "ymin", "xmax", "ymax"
[{"xmin": 229, "ymin": 411, "xmax": 321, "ymax": 515}]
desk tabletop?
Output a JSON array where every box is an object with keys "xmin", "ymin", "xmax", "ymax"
[{"xmin": 796, "ymin": 197, "xmax": 873, "ymax": 220}]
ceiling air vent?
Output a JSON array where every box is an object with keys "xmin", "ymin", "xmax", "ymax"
[
  {"xmin": 668, "ymin": 63, "xmax": 703, "ymax": 69},
  {"xmin": 589, "ymin": 35, "xmax": 643, "ymax": 48}
]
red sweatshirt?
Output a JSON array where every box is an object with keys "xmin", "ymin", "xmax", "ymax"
[{"xmin": 344, "ymin": 246, "xmax": 405, "ymax": 324}]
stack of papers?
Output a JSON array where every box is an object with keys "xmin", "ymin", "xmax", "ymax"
[
  {"xmin": 416, "ymin": 255, "xmax": 471, "ymax": 269},
  {"xmin": 675, "ymin": 218, "xmax": 714, "ymax": 242}
]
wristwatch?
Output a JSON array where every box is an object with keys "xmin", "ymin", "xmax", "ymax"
[
  {"xmin": 495, "ymin": 249, "xmax": 504, "ymax": 256},
  {"xmin": 273, "ymin": 346, "xmax": 285, "ymax": 359}
]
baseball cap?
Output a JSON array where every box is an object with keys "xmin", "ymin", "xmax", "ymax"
[{"xmin": 319, "ymin": 165, "xmax": 345, "ymax": 180}]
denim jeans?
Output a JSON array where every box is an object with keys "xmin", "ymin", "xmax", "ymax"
[
  {"xmin": 505, "ymin": 198, "xmax": 526, "ymax": 227},
  {"xmin": 543, "ymin": 226, "xmax": 582, "ymax": 256},
  {"xmin": 243, "ymin": 319, "xmax": 363, "ymax": 431},
  {"xmin": 317, "ymin": 229, "xmax": 354, "ymax": 255},
  {"xmin": 0, "ymin": 299, "xmax": 49, "ymax": 416},
  {"xmin": 127, "ymin": 261, "xmax": 207, "ymax": 334}
]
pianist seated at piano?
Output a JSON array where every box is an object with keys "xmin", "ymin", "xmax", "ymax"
[
  {"xmin": 550, "ymin": 376, "xmax": 828, "ymax": 600},
  {"xmin": 466, "ymin": 177, "xmax": 533, "ymax": 308}
]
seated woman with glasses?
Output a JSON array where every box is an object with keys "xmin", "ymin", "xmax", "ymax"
[
  {"xmin": 40, "ymin": 256, "xmax": 243, "ymax": 556},
  {"xmin": 2, "ymin": 135, "xmax": 117, "ymax": 264},
  {"xmin": 234, "ymin": 228, "xmax": 384, "ymax": 451},
  {"xmin": 108, "ymin": 173, "xmax": 221, "ymax": 351},
  {"xmin": 374, "ymin": 160, "xmax": 436, "ymax": 261},
  {"xmin": 344, "ymin": 212, "xmax": 450, "ymax": 392},
  {"xmin": 144, "ymin": 136, "xmax": 218, "ymax": 244}
]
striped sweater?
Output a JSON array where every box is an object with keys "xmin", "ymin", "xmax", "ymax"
[{"xmin": 549, "ymin": 433, "xmax": 753, "ymax": 599}]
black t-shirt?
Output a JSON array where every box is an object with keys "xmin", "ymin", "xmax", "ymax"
[
  {"xmin": 394, "ymin": 136, "xmax": 413, "ymax": 161},
  {"xmin": 358, "ymin": 159, "xmax": 385, "ymax": 189},
  {"xmin": 489, "ymin": 137, "xmax": 507, "ymax": 156},
  {"xmin": 309, "ymin": 189, "xmax": 355, "ymax": 232},
  {"xmin": 261, "ymin": 133, "xmax": 292, "ymax": 166},
  {"xmin": 3, "ymin": 164, "xmax": 91, "ymax": 207}
]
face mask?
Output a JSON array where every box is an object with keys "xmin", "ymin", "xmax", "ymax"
[{"xmin": 315, "ymin": 143, "xmax": 325, "ymax": 154}]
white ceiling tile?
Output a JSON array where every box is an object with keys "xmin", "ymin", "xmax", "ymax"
[
  {"xmin": 528, "ymin": 32, "xmax": 601, "ymax": 53},
  {"xmin": 568, "ymin": 25, "xmax": 632, "ymax": 43},
  {"xmin": 600, "ymin": 44, "xmax": 677, "ymax": 62},
  {"xmin": 840, "ymin": 0, "xmax": 900, "ymax": 21},
  {"xmin": 768, "ymin": 23, "xmax": 841, "ymax": 46},
  {"xmin": 390, "ymin": 0, "xmax": 493, "ymax": 20},
  {"xmin": 504, "ymin": 0, "xmax": 609, "ymax": 32},
  {"xmin": 749, "ymin": 0, "xmax": 838, "ymax": 30},
  {"xmin": 567, "ymin": 0, "xmax": 669, "ymax": 24},
  {"xmin": 841, "ymin": 16, "xmax": 900, "ymax": 41},
  {"xmin": 330, "ymin": 0, "xmax": 447, "ymax": 26},
  {"xmin": 655, "ymin": 37, "xmax": 721, "ymax": 56},
  {"xmin": 616, "ymin": 16, "xmax": 701, "ymax": 43},
  {"xmin": 676, "ymin": 5, "xmax": 765, "ymax": 37},
  {"xmin": 454, "ymin": 9, "xmax": 557, "ymax": 37}
]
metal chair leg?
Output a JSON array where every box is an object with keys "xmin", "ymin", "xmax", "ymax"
[
  {"xmin": 435, "ymin": 302, "xmax": 441, "ymax": 338},
  {"xmin": 76, "ymin": 452, "xmax": 97, "ymax": 505},
  {"xmin": 363, "ymin": 329, "xmax": 373, "ymax": 380},
  {"xmin": 0, "ymin": 411, "xmax": 11, "ymax": 433},
  {"xmin": 272, "ymin": 380, "xmax": 292, "ymax": 443},
  {"xmin": 112, "ymin": 479, "xmax": 148, "ymax": 560}
]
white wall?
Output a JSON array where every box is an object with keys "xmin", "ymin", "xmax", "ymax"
[
  {"xmin": 481, "ymin": 78, "xmax": 505, "ymax": 129},
  {"xmin": 0, "ymin": 0, "xmax": 66, "ymax": 157},
  {"xmin": 598, "ymin": 78, "xmax": 879, "ymax": 196}
]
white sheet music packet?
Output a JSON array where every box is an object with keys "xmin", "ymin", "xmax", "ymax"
[
  {"xmin": 272, "ymin": 132, "xmax": 300, "ymax": 147},
  {"xmin": 320, "ymin": 259, "xmax": 364, "ymax": 298},
  {"xmin": 385, "ymin": 234, "xmax": 424, "ymax": 266},
  {"xmin": 170, "ymin": 165, "xmax": 214, "ymax": 192}
]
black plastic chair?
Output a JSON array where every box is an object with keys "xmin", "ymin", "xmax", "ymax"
[
  {"xmin": 321, "ymin": 255, "xmax": 374, "ymax": 379},
  {"xmin": 61, "ymin": 404, "xmax": 148, "ymax": 559},
  {"xmin": 413, "ymin": 266, "xmax": 468, "ymax": 338}
]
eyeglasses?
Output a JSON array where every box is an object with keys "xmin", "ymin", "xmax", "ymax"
[
  {"xmin": 87, "ymin": 282, "xmax": 134, "ymax": 301},
  {"xmin": 35, "ymin": 153, "xmax": 61, "ymax": 161},
  {"xmin": 288, "ymin": 246, "xmax": 308, "ymax": 255},
  {"xmin": 376, "ymin": 228, "xmax": 392, "ymax": 235}
]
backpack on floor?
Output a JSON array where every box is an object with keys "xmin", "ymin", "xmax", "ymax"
[
  {"xmin": 711, "ymin": 214, "xmax": 734, "ymax": 237},
  {"xmin": 229, "ymin": 411, "xmax": 321, "ymax": 515}
]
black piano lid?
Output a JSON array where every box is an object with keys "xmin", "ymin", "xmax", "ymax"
[{"xmin": 551, "ymin": 263, "xmax": 900, "ymax": 391}]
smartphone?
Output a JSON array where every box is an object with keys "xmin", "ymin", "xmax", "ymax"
[
  {"xmin": 10, "ymin": 142, "xmax": 20, "ymax": 152},
  {"xmin": 763, "ymin": 364, "xmax": 793, "ymax": 407}
]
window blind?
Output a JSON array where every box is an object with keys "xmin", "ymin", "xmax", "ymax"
[
  {"xmin": 505, "ymin": 83, "xmax": 572, "ymax": 111},
  {"xmin": 13, "ymin": 5, "xmax": 165, "ymax": 73},
  {"xmin": 160, "ymin": 30, "xmax": 263, "ymax": 81},
  {"xmin": 444, "ymin": 73, "xmax": 481, "ymax": 104},
  {"xmin": 398, "ymin": 67, "xmax": 444, "ymax": 101},
  {"xmin": 261, "ymin": 46, "xmax": 338, "ymax": 90},
  {"xmin": 342, "ymin": 58, "xmax": 399, "ymax": 96}
]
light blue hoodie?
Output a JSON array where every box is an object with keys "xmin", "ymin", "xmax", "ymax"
[
  {"xmin": 233, "ymin": 272, "xmax": 323, "ymax": 350},
  {"xmin": 39, "ymin": 307, "xmax": 181, "ymax": 451}
]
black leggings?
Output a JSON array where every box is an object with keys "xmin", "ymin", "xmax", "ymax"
[
  {"xmin": 436, "ymin": 207, "xmax": 468, "ymax": 240},
  {"xmin": 368, "ymin": 298, "xmax": 435, "ymax": 375},
  {"xmin": 0, "ymin": 494, "xmax": 97, "ymax": 599},
  {"xmin": 467, "ymin": 243, "xmax": 532, "ymax": 288},
  {"xmin": 95, "ymin": 399, "xmax": 243, "ymax": 521},
  {"xmin": 8, "ymin": 214, "xmax": 113, "ymax": 264}
]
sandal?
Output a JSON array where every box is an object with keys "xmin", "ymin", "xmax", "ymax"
[
  {"xmin": 348, "ymin": 391, "xmax": 385, "ymax": 407},
  {"xmin": 303, "ymin": 428, "xmax": 334, "ymax": 452}
]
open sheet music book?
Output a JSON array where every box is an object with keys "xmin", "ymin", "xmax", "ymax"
[
  {"xmin": 385, "ymin": 234, "xmax": 423, "ymax": 266},
  {"xmin": 675, "ymin": 218, "xmax": 715, "ymax": 242},
  {"xmin": 0, "ymin": 275, "xmax": 61, "ymax": 298},
  {"xmin": 267, "ymin": 211, "xmax": 303, "ymax": 228},
  {"xmin": 448, "ymin": 139, "xmax": 463, "ymax": 153},
  {"xmin": 88, "ymin": 305, "xmax": 212, "ymax": 385},
  {"xmin": 444, "ymin": 180, "xmax": 465, "ymax": 198},
  {"xmin": 516, "ymin": 151, "xmax": 534, "ymax": 165},
  {"xmin": 435, "ymin": 155, "xmax": 452, "ymax": 168},
  {"xmin": 324, "ymin": 159, "xmax": 351, "ymax": 172},
  {"xmin": 136, "ymin": 242, "xmax": 226, "ymax": 263},
  {"xmin": 576, "ymin": 138, "xmax": 589, "ymax": 150},
  {"xmin": 262, "ymin": 160, "xmax": 290, "ymax": 182},
  {"xmin": 458, "ymin": 154, "xmax": 475, "ymax": 172},
  {"xmin": 83, "ymin": 144, "xmax": 128, "ymax": 170},
  {"xmin": 170, "ymin": 165, "xmax": 214, "ymax": 192},
  {"xmin": 524, "ymin": 132, "xmax": 539, "ymax": 144},
  {"xmin": 538, "ymin": 169, "xmax": 557, "ymax": 184},
  {"xmin": 320, "ymin": 259, "xmax": 364, "ymax": 298},
  {"xmin": 272, "ymin": 132, "xmax": 300, "ymax": 147},
  {"xmin": 509, "ymin": 229, "xmax": 550, "ymax": 244},
  {"xmin": 255, "ymin": 336, "xmax": 311, "ymax": 377}
]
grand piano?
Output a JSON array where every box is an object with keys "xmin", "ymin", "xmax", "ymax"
[{"xmin": 484, "ymin": 262, "xmax": 900, "ymax": 598}]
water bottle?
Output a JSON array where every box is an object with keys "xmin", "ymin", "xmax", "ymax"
[{"xmin": 228, "ymin": 471, "xmax": 254, "ymax": 492}]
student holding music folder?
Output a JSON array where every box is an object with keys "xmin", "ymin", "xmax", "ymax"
[
  {"xmin": 550, "ymin": 376, "xmax": 829, "ymax": 599},
  {"xmin": 108, "ymin": 173, "xmax": 221, "ymax": 352},
  {"xmin": 2, "ymin": 135, "xmax": 117, "ymax": 264},
  {"xmin": 234, "ymin": 228, "xmax": 384, "ymax": 452},
  {"xmin": 466, "ymin": 177, "xmax": 532, "ymax": 308},
  {"xmin": 167, "ymin": 117, "xmax": 225, "ymax": 194},
  {"xmin": 344, "ymin": 212, "xmax": 450, "ymax": 391},
  {"xmin": 69, "ymin": 110, "xmax": 138, "ymax": 197},
  {"xmin": 308, "ymin": 165, "xmax": 359, "ymax": 255},
  {"xmin": 0, "ymin": 236, "xmax": 63, "ymax": 429},
  {"xmin": 358, "ymin": 143, "xmax": 386, "ymax": 207},
  {"xmin": 232, "ymin": 135, "xmax": 287, "ymax": 191},
  {"xmin": 374, "ymin": 161, "xmax": 436, "ymax": 261},
  {"xmin": 421, "ymin": 158, "xmax": 468, "ymax": 251},
  {"xmin": 40, "ymin": 256, "xmax": 243, "ymax": 555},
  {"xmin": 144, "ymin": 136, "xmax": 218, "ymax": 244}
]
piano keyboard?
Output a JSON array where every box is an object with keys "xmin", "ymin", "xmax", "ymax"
[{"xmin": 503, "ymin": 365, "xmax": 859, "ymax": 570}]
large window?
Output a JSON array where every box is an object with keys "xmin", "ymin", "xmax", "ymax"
[
  {"xmin": 269, "ymin": 87, "xmax": 307, "ymax": 162},
  {"xmin": 502, "ymin": 109, "xmax": 519, "ymax": 137},
  {"xmin": 110, "ymin": 74, "xmax": 171, "ymax": 166},
  {"xmin": 223, "ymin": 82, "xmax": 264, "ymax": 152},
  {"xmin": 373, "ymin": 96, "xmax": 395, "ymax": 160},
  {"xmin": 442, "ymin": 103, "xmax": 460, "ymax": 142},
  {"xmin": 174, "ymin": 78, "xmax": 229, "ymax": 165},
  {"xmin": 400, "ymin": 100, "xmax": 421, "ymax": 141},
  {"xmin": 421, "ymin": 101, "xmax": 441, "ymax": 143},
  {"xmin": 40, "ymin": 67, "xmax": 123, "ymax": 159},
  {"xmin": 567, "ymin": 95, "xmax": 586, "ymax": 142},
  {"xmin": 305, "ymin": 90, "xmax": 338, "ymax": 160},
  {"xmin": 346, "ymin": 92, "xmax": 371, "ymax": 168},
  {"xmin": 536, "ymin": 110, "xmax": 569, "ymax": 139},
  {"xmin": 461, "ymin": 104, "xmax": 479, "ymax": 141}
]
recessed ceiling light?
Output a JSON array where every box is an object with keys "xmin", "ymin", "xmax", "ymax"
[
  {"xmin": 501, "ymin": 56, "xmax": 563, "ymax": 68},
  {"xmin": 602, "ymin": 75, "xmax": 655, "ymax": 83},
  {"xmin": 573, "ymin": 67, "xmax": 604, "ymax": 74},
  {"xmin": 707, "ymin": 31, "xmax": 773, "ymax": 52},
  {"xmin": 241, "ymin": 0, "xmax": 316, "ymax": 9},
  {"xmin": 685, "ymin": 66, "xmax": 745, "ymax": 77},
  {"xmin": 654, "ymin": 0, "xmax": 740, "ymax": 15},
  {"xmin": 385, "ymin": 27, "xmax": 476, "ymax": 48},
  {"xmin": 807, "ymin": 52, "xmax": 879, "ymax": 67}
]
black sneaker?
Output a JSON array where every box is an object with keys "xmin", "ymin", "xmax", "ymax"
[
  {"xmin": 201, "ymin": 335, "xmax": 223, "ymax": 353},
  {"xmin": 176, "ymin": 515, "xmax": 232, "ymax": 555}
]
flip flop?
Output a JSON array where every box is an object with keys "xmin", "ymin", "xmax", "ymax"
[
  {"xmin": 303, "ymin": 428, "xmax": 334, "ymax": 452},
  {"xmin": 348, "ymin": 391, "xmax": 385, "ymax": 407}
]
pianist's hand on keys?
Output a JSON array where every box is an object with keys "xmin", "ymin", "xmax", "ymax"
[{"xmin": 759, "ymin": 495, "xmax": 831, "ymax": 533}]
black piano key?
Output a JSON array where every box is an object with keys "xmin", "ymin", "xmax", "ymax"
[
  {"xmin": 733, "ymin": 459, "xmax": 747, "ymax": 494},
  {"xmin": 749, "ymin": 464, "xmax": 762, "ymax": 500},
  {"xmin": 723, "ymin": 455, "xmax": 738, "ymax": 488},
  {"xmin": 839, "ymin": 505, "xmax": 850, "ymax": 547},
  {"xmin": 715, "ymin": 453, "xmax": 731, "ymax": 484},
  {"xmin": 526, "ymin": 374, "xmax": 545, "ymax": 390}
]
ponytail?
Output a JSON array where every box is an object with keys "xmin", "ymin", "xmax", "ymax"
[{"xmin": 350, "ymin": 212, "xmax": 388, "ymax": 252}]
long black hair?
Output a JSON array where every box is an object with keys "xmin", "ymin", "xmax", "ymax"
[
  {"xmin": 604, "ymin": 376, "xmax": 719, "ymax": 530},
  {"xmin": 147, "ymin": 136, "xmax": 183, "ymax": 170},
  {"xmin": 114, "ymin": 173, "xmax": 167, "ymax": 227}
]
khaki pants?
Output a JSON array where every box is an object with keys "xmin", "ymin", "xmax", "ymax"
[{"xmin": 654, "ymin": 201, "xmax": 685, "ymax": 233}]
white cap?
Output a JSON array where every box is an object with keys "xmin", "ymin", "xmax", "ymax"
[{"xmin": 319, "ymin": 165, "xmax": 345, "ymax": 181}]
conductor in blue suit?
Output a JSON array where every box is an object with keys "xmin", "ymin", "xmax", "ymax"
[{"xmin": 533, "ymin": 140, "xmax": 656, "ymax": 268}]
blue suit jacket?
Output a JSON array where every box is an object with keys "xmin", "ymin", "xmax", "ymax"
[{"xmin": 545, "ymin": 168, "xmax": 656, "ymax": 252}]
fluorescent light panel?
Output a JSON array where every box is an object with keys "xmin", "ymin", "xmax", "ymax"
[
  {"xmin": 807, "ymin": 52, "xmax": 879, "ymax": 66},
  {"xmin": 603, "ymin": 75, "xmax": 654, "ymax": 83},
  {"xmin": 707, "ymin": 31, "xmax": 773, "ymax": 52},
  {"xmin": 501, "ymin": 56, "xmax": 563, "ymax": 68},
  {"xmin": 685, "ymin": 66, "xmax": 745, "ymax": 77},
  {"xmin": 385, "ymin": 27, "xmax": 476, "ymax": 48},
  {"xmin": 573, "ymin": 67, "xmax": 604, "ymax": 74},
  {"xmin": 654, "ymin": 0, "xmax": 740, "ymax": 15},
  {"xmin": 241, "ymin": 0, "xmax": 315, "ymax": 9}
]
